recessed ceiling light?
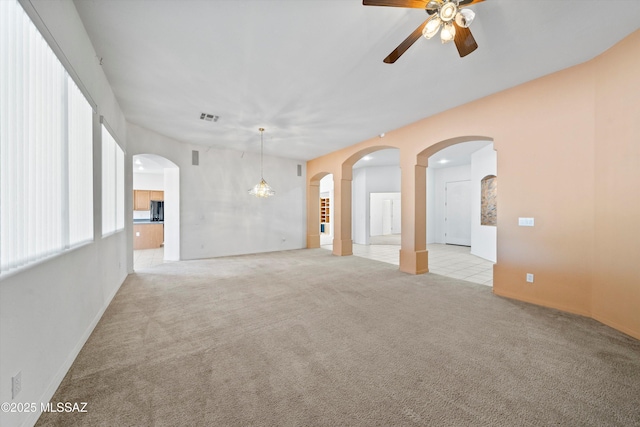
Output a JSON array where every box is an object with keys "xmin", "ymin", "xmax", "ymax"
[
  {"xmin": 134, "ymin": 159, "xmax": 142, "ymax": 165},
  {"xmin": 438, "ymin": 159, "xmax": 449, "ymax": 164},
  {"xmin": 362, "ymin": 155, "xmax": 372, "ymax": 161},
  {"xmin": 138, "ymin": 166, "xmax": 144, "ymax": 170}
]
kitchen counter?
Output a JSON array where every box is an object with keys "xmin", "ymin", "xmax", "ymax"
[{"xmin": 133, "ymin": 222, "xmax": 164, "ymax": 250}]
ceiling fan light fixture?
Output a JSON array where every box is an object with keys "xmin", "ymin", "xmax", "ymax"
[
  {"xmin": 439, "ymin": 2, "xmax": 458, "ymax": 22},
  {"xmin": 455, "ymin": 8, "xmax": 475, "ymax": 28},
  {"xmin": 425, "ymin": 0, "xmax": 443, "ymax": 13},
  {"xmin": 422, "ymin": 16, "xmax": 442, "ymax": 39},
  {"xmin": 440, "ymin": 22, "xmax": 456, "ymax": 43}
]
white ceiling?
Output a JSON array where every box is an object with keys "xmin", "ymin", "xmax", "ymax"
[
  {"xmin": 73, "ymin": 0, "xmax": 640, "ymax": 161},
  {"xmin": 133, "ymin": 153, "xmax": 178, "ymax": 174}
]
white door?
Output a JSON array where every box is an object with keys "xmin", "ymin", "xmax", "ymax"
[{"xmin": 445, "ymin": 180, "xmax": 471, "ymax": 246}]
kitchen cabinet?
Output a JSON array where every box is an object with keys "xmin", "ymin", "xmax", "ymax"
[
  {"xmin": 134, "ymin": 190, "xmax": 150, "ymax": 211},
  {"xmin": 150, "ymin": 190, "xmax": 164, "ymax": 201},
  {"xmin": 134, "ymin": 190, "xmax": 164, "ymax": 210},
  {"xmin": 133, "ymin": 223, "xmax": 164, "ymax": 250}
]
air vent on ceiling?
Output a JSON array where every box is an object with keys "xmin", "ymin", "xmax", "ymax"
[{"xmin": 200, "ymin": 113, "xmax": 219, "ymax": 122}]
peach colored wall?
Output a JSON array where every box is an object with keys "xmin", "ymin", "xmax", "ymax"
[
  {"xmin": 307, "ymin": 30, "xmax": 640, "ymax": 340},
  {"xmin": 592, "ymin": 32, "xmax": 640, "ymax": 339}
]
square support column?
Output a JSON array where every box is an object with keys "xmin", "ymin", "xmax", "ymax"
[
  {"xmin": 399, "ymin": 162, "xmax": 429, "ymax": 274},
  {"xmin": 332, "ymin": 178, "xmax": 353, "ymax": 256}
]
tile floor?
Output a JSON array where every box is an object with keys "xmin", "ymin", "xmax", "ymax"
[
  {"xmin": 136, "ymin": 240, "xmax": 494, "ymax": 286},
  {"xmin": 322, "ymin": 240, "xmax": 494, "ymax": 286},
  {"xmin": 133, "ymin": 247, "xmax": 165, "ymax": 270}
]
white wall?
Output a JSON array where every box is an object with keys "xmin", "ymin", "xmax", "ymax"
[
  {"xmin": 426, "ymin": 167, "xmax": 436, "ymax": 244},
  {"xmin": 127, "ymin": 123, "xmax": 307, "ymax": 260},
  {"xmin": 351, "ymin": 165, "xmax": 401, "ymax": 244},
  {"xmin": 352, "ymin": 168, "xmax": 368, "ymax": 244},
  {"xmin": 471, "ymin": 144, "xmax": 497, "ymax": 262},
  {"xmin": 133, "ymin": 172, "xmax": 164, "ymax": 190},
  {"xmin": 370, "ymin": 192, "xmax": 401, "ymax": 236},
  {"xmin": 0, "ymin": 2, "xmax": 128, "ymax": 427},
  {"xmin": 164, "ymin": 168, "xmax": 180, "ymax": 261}
]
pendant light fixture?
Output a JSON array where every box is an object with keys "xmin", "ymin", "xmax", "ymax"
[{"xmin": 249, "ymin": 127, "xmax": 275, "ymax": 198}]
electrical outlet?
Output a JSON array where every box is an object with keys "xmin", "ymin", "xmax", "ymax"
[
  {"xmin": 526, "ymin": 273, "xmax": 534, "ymax": 283},
  {"xmin": 12, "ymin": 371, "xmax": 22, "ymax": 399}
]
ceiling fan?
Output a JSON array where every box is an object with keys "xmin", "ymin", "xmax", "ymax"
[{"xmin": 363, "ymin": 0, "xmax": 484, "ymax": 63}]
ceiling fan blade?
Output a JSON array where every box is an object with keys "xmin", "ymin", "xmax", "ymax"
[
  {"xmin": 458, "ymin": 0, "xmax": 484, "ymax": 6},
  {"xmin": 383, "ymin": 17, "xmax": 433, "ymax": 63},
  {"xmin": 453, "ymin": 23, "xmax": 478, "ymax": 57},
  {"xmin": 363, "ymin": 0, "xmax": 428, "ymax": 9}
]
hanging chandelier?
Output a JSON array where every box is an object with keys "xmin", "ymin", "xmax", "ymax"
[{"xmin": 249, "ymin": 127, "xmax": 275, "ymax": 198}]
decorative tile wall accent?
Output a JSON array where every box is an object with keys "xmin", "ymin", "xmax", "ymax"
[{"xmin": 481, "ymin": 175, "xmax": 497, "ymax": 226}]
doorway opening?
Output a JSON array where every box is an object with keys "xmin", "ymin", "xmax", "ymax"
[
  {"xmin": 369, "ymin": 192, "xmax": 401, "ymax": 245},
  {"xmin": 426, "ymin": 141, "xmax": 496, "ymax": 286},
  {"xmin": 319, "ymin": 174, "xmax": 334, "ymax": 247},
  {"xmin": 351, "ymin": 148, "xmax": 401, "ymax": 264},
  {"xmin": 133, "ymin": 154, "xmax": 180, "ymax": 270}
]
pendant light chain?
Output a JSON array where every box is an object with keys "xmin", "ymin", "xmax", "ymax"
[
  {"xmin": 249, "ymin": 127, "xmax": 275, "ymax": 198},
  {"xmin": 259, "ymin": 127, "xmax": 264, "ymax": 179}
]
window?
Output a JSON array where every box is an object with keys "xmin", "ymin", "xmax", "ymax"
[
  {"xmin": 101, "ymin": 124, "xmax": 125, "ymax": 236},
  {"xmin": 1, "ymin": 0, "xmax": 94, "ymax": 274}
]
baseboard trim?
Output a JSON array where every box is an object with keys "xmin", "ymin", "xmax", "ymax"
[
  {"xmin": 591, "ymin": 313, "xmax": 640, "ymax": 341},
  {"xmin": 492, "ymin": 288, "xmax": 591, "ymax": 318}
]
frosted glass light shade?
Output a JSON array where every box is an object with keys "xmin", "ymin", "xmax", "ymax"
[
  {"xmin": 249, "ymin": 179, "xmax": 275, "ymax": 198},
  {"xmin": 439, "ymin": 2, "xmax": 458, "ymax": 22},
  {"xmin": 440, "ymin": 22, "xmax": 456, "ymax": 43},
  {"xmin": 422, "ymin": 16, "xmax": 442, "ymax": 39},
  {"xmin": 455, "ymin": 8, "xmax": 475, "ymax": 28},
  {"xmin": 425, "ymin": 0, "xmax": 443, "ymax": 12}
]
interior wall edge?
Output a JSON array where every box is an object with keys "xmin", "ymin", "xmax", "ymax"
[
  {"xmin": 591, "ymin": 313, "xmax": 640, "ymax": 341},
  {"xmin": 492, "ymin": 288, "xmax": 592, "ymax": 319}
]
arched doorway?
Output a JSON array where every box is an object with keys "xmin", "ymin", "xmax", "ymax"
[
  {"xmin": 424, "ymin": 140, "xmax": 496, "ymax": 286},
  {"xmin": 132, "ymin": 154, "xmax": 180, "ymax": 268},
  {"xmin": 307, "ymin": 171, "xmax": 331, "ymax": 249},
  {"xmin": 351, "ymin": 148, "xmax": 401, "ymax": 264}
]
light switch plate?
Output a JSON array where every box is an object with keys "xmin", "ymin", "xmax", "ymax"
[{"xmin": 519, "ymin": 217, "xmax": 535, "ymax": 227}]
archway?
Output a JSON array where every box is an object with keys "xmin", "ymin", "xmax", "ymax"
[
  {"xmin": 307, "ymin": 171, "xmax": 331, "ymax": 249},
  {"xmin": 350, "ymin": 148, "xmax": 401, "ymax": 264},
  {"xmin": 132, "ymin": 154, "xmax": 180, "ymax": 268},
  {"xmin": 410, "ymin": 136, "xmax": 497, "ymax": 284},
  {"xmin": 306, "ymin": 145, "xmax": 399, "ymax": 256},
  {"xmin": 424, "ymin": 140, "xmax": 496, "ymax": 285},
  {"xmin": 335, "ymin": 145, "xmax": 399, "ymax": 257}
]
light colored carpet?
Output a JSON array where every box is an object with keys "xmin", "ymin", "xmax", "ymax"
[{"xmin": 37, "ymin": 249, "xmax": 640, "ymax": 426}]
